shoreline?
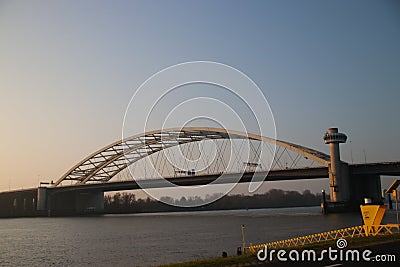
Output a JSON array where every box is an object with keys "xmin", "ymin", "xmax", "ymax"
[{"xmin": 160, "ymin": 234, "xmax": 400, "ymax": 267}]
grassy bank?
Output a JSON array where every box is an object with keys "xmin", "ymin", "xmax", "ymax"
[{"xmin": 160, "ymin": 233, "xmax": 400, "ymax": 267}]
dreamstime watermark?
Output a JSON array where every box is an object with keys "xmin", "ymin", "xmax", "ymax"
[
  {"xmin": 122, "ymin": 61, "xmax": 276, "ymax": 207},
  {"xmin": 257, "ymin": 238, "xmax": 396, "ymax": 263}
]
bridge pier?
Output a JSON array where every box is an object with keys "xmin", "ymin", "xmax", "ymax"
[
  {"xmin": 0, "ymin": 189, "xmax": 37, "ymax": 217},
  {"xmin": 327, "ymin": 162, "xmax": 350, "ymax": 203},
  {"xmin": 37, "ymin": 188, "xmax": 104, "ymax": 216},
  {"xmin": 323, "ymin": 128, "xmax": 384, "ymax": 212}
]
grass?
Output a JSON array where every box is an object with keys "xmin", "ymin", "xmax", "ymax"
[
  {"xmin": 160, "ymin": 233, "xmax": 400, "ymax": 267},
  {"xmin": 160, "ymin": 253, "xmax": 257, "ymax": 267}
]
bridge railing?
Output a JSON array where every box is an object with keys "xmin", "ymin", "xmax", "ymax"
[{"xmin": 246, "ymin": 224, "xmax": 400, "ymax": 253}]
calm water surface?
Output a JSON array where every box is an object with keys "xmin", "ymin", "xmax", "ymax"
[{"xmin": 0, "ymin": 206, "xmax": 398, "ymax": 266}]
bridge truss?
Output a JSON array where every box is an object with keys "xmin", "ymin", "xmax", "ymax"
[{"xmin": 53, "ymin": 127, "xmax": 331, "ymax": 187}]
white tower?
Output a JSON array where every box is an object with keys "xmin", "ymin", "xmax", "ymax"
[{"xmin": 323, "ymin": 128, "xmax": 349, "ymax": 203}]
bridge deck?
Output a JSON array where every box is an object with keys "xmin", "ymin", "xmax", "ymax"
[
  {"xmin": 50, "ymin": 167, "xmax": 329, "ymax": 193},
  {"xmin": 2, "ymin": 162, "xmax": 399, "ymax": 195},
  {"xmin": 349, "ymin": 162, "xmax": 400, "ymax": 176}
]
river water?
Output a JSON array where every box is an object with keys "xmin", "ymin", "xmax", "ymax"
[{"xmin": 0, "ymin": 206, "xmax": 398, "ymax": 266}]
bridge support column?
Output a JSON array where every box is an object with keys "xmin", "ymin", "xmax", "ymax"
[
  {"xmin": 323, "ymin": 128, "xmax": 351, "ymax": 211},
  {"xmin": 37, "ymin": 187, "xmax": 47, "ymax": 211},
  {"xmin": 327, "ymin": 162, "xmax": 350, "ymax": 203}
]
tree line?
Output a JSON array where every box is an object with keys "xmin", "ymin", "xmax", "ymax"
[{"xmin": 104, "ymin": 189, "xmax": 323, "ymax": 213}]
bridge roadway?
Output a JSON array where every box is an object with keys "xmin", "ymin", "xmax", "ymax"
[
  {"xmin": 51, "ymin": 168, "xmax": 325, "ymax": 193},
  {"xmin": 52, "ymin": 162, "xmax": 400, "ymax": 193}
]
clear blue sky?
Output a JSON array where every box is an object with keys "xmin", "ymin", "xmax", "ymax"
[{"xmin": 0, "ymin": 0, "xmax": 399, "ymax": 192}]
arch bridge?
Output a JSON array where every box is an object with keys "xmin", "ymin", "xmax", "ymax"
[{"xmin": 2, "ymin": 127, "xmax": 399, "ymax": 217}]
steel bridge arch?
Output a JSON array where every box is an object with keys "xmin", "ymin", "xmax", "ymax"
[{"xmin": 53, "ymin": 127, "xmax": 330, "ymax": 187}]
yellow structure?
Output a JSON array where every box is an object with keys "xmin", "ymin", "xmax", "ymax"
[{"xmin": 360, "ymin": 204, "xmax": 387, "ymax": 236}]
